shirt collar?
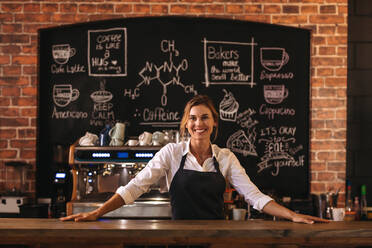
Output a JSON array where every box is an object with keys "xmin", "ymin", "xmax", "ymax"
[{"xmin": 183, "ymin": 139, "xmax": 217, "ymax": 159}]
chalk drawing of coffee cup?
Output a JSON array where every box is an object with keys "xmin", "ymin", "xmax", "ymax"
[
  {"xmin": 260, "ymin": 47, "xmax": 289, "ymax": 71},
  {"xmin": 53, "ymin": 84, "xmax": 80, "ymax": 107},
  {"xmin": 52, "ymin": 44, "xmax": 76, "ymax": 64},
  {"xmin": 264, "ymin": 85, "xmax": 288, "ymax": 104}
]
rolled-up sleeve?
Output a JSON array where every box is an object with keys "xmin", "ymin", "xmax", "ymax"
[
  {"xmin": 115, "ymin": 145, "xmax": 171, "ymax": 204},
  {"xmin": 226, "ymin": 152, "xmax": 273, "ymax": 212}
]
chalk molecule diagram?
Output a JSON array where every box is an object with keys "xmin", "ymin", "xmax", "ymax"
[{"xmin": 124, "ymin": 40, "xmax": 197, "ymax": 106}]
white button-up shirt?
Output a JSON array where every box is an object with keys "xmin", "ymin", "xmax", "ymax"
[{"xmin": 116, "ymin": 140, "xmax": 273, "ymax": 211}]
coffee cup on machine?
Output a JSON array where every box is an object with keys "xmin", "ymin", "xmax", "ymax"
[
  {"xmin": 152, "ymin": 131, "xmax": 165, "ymax": 146},
  {"xmin": 109, "ymin": 122, "xmax": 126, "ymax": 146},
  {"xmin": 139, "ymin": 132, "xmax": 152, "ymax": 146}
]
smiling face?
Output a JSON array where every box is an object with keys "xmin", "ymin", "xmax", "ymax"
[{"xmin": 186, "ymin": 104, "xmax": 217, "ymax": 142}]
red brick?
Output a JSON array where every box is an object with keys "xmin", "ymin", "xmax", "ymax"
[
  {"xmin": 42, "ymin": 4, "xmax": 59, "ymax": 13},
  {"xmin": 336, "ymin": 109, "xmax": 346, "ymax": 119},
  {"xmin": 3, "ymin": 66, "xmax": 22, "ymax": 76},
  {"xmin": 12, "ymin": 56, "xmax": 37, "ymax": 65},
  {"xmin": 325, "ymin": 120, "xmax": 346, "ymax": 129},
  {"xmin": 0, "ymin": 13, "xmax": 13, "ymax": 22},
  {"xmin": 337, "ymin": 46, "xmax": 347, "ymax": 56},
  {"xmin": 0, "ymin": 55, "xmax": 10, "ymax": 65},
  {"xmin": 242, "ymin": 15, "xmax": 271, "ymax": 23},
  {"xmin": 115, "ymin": 4, "xmax": 132, "ymax": 13},
  {"xmin": 24, "ymin": 3, "xmax": 41, "ymax": 12},
  {"xmin": 320, "ymin": 5, "xmax": 336, "ymax": 13},
  {"xmin": 134, "ymin": 4, "xmax": 150, "ymax": 13},
  {"xmin": 312, "ymin": 36, "xmax": 326, "ymax": 45},
  {"xmin": 318, "ymin": 46, "xmax": 336, "ymax": 55},
  {"xmin": 311, "ymin": 182, "xmax": 326, "ymax": 192},
  {"xmin": 97, "ymin": 4, "xmax": 114, "ymax": 13},
  {"xmin": 0, "ymin": 77, "xmax": 30, "ymax": 86},
  {"xmin": 21, "ymin": 87, "xmax": 36, "ymax": 97},
  {"xmin": 0, "ymin": 45, "xmax": 21, "ymax": 54},
  {"xmin": 30, "ymin": 118, "xmax": 36, "ymax": 127},
  {"xmin": 206, "ymin": 5, "xmax": 224, "ymax": 14},
  {"xmin": 264, "ymin": 5, "xmax": 281, "ymax": 13},
  {"xmin": 79, "ymin": 4, "xmax": 97, "ymax": 13},
  {"xmin": 23, "ymin": 66, "xmax": 37, "ymax": 75},
  {"xmin": 327, "ymin": 36, "xmax": 347, "ymax": 45},
  {"xmin": 317, "ymin": 152, "xmax": 335, "ymax": 161},
  {"xmin": 18, "ymin": 128, "xmax": 36, "ymax": 138},
  {"xmin": 244, "ymin": 5, "xmax": 262, "ymax": 13},
  {"xmin": 317, "ymin": 172, "xmax": 336, "ymax": 181},
  {"xmin": 2, "ymin": 87, "xmax": 20, "ymax": 97},
  {"xmin": 0, "ymin": 118, "xmax": 28, "ymax": 127},
  {"xmin": 273, "ymin": 15, "xmax": 307, "ymax": 24},
  {"xmin": 12, "ymin": 97, "xmax": 37, "ymax": 106},
  {"xmin": 311, "ymin": 140, "xmax": 345, "ymax": 150},
  {"xmin": 301, "ymin": 5, "xmax": 318, "ymax": 14},
  {"xmin": 310, "ymin": 162, "xmax": 327, "ymax": 171},
  {"xmin": 309, "ymin": 15, "xmax": 345, "ymax": 24},
  {"xmin": 337, "ymin": 88, "xmax": 346, "ymax": 98},
  {"xmin": 0, "ymin": 98, "xmax": 10, "ymax": 106},
  {"xmin": 318, "ymin": 88, "xmax": 336, "ymax": 97},
  {"xmin": 170, "ymin": 5, "xmax": 188, "ymax": 14},
  {"xmin": 10, "ymin": 140, "xmax": 36, "ymax": 149},
  {"xmin": 314, "ymin": 109, "xmax": 335, "ymax": 119},
  {"xmin": 336, "ymin": 25, "xmax": 347, "ymax": 34},
  {"xmin": 23, "ymin": 24, "xmax": 53, "ymax": 33},
  {"xmin": 338, "ymin": 5, "xmax": 347, "ymax": 14},
  {"xmin": 314, "ymin": 130, "xmax": 332, "ymax": 139},
  {"xmin": 311, "ymin": 120, "xmax": 326, "ymax": 128},
  {"xmin": 2, "ymin": 24, "xmax": 23, "ymax": 33},
  {"xmin": 190, "ymin": 5, "xmax": 206, "ymax": 14},
  {"xmin": 0, "ymin": 129, "xmax": 16, "ymax": 139},
  {"xmin": 51, "ymin": 14, "xmax": 77, "ymax": 23},
  {"xmin": 0, "ymin": 150, "xmax": 18, "ymax": 159},
  {"xmin": 336, "ymin": 151, "xmax": 346, "ymax": 161},
  {"xmin": 333, "ymin": 130, "xmax": 346, "ymax": 139},
  {"xmin": 15, "ymin": 13, "xmax": 52, "ymax": 23},
  {"xmin": 319, "ymin": 25, "xmax": 336, "ymax": 34},
  {"xmin": 312, "ymin": 99, "xmax": 345, "ymax": 108},
  {"xmin": 325, "ymin": 77, "xmax": 346, "ymax": 87},
  {"xmin": 0, "ymin": 140, "xmax": 8, "ymax": 149},
  {"xmin": 0, "ymin": 35, "xmax": 29, "ymax": 44},
  {"xmin": 317, "ymin": 68, "xmax": 334, "ymax": 76},
  {"xmin": 311, "ymin": 77, "xmax": 324, "ymax": 87},
  {"xmin": 20, "ymin": 149, "xmax": 36, "ymax": 159},
  {"xmin": 60, "ymin": 4, "xmax": 78, "ymax": 13},
  {"xmin": 226, "ymin": 5, "xmax": 244, "ymax": 14},
  {"xmin": 312, "ymin": 57, "xmax": 343, "ymax": 66},
  {"xmin": 1, "ymin": 3, "xmax": 23, "ymax": 12},
  {"xmin": 20, "ymin": 108, "xmax": 36, "ymax": 117},
  {"xmin": 283, "ymin": 5, "xmax": 299, "ymax": 13},
  {"xmin": 151, "ymin": 5, "xmax": 168, "ymax": 14}
]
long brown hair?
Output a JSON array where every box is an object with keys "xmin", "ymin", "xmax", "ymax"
[{"xmin": 179, "ymin": 95, "xmax": 219, "ymax": 142}]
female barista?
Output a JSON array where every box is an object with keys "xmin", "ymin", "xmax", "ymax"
[{"xmin": 61, "ymin": 95, "xmax": 328, "ymax": 224}]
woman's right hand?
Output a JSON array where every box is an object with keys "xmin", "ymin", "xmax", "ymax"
[{"xmin": 59, "ymin": 210, "xmax": 100, "ymax": 222}]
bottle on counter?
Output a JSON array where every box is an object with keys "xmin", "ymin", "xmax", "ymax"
[
  {"xmin": 361, "ymin": 184, "xmax": 368, "ymax": 220},
  {"xmin": 344, "ymin": 180, "xmax": 356, "ymax": 221},
  {"xmin": 354, "ymin": 196, "xmax": 360, "ymax": 221}
]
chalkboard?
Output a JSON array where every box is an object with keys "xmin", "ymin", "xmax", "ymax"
[{"xmin": 38, "ymin": 16, "xmax": 310, "ymax": 199}]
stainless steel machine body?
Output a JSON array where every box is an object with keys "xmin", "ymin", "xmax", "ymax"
[{"xmin": 67, "ymin": 145, "xmax": 171, "ymax": 219}]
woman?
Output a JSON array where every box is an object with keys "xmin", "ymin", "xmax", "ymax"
[{"xmin": 61, "ymin": 95, "xmax": 328, "ymax": 223}]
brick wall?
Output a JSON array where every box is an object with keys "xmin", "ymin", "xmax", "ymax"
[{"xmin": 0, "ymin": 0, "xmax": 347, "ymax": 204}]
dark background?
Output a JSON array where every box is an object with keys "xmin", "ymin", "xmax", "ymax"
[
  {"xmin": 38, "ymin": 17, "xmax": 310, "ymax": 199},
  {"xmin": 347, "ymin": 0, "xmax": 372, "ymax": 204}
]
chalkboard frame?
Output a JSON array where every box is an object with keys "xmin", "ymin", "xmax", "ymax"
[{"xmin": 37, "ymin": 16, "xmax": 311, "ymax": 200}]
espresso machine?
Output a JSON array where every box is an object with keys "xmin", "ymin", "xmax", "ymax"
[{"xmin": 67, "ymin": 144, "xmax": 171, "ymax": 219}]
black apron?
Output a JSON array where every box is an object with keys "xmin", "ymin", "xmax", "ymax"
[{"xmin": 169, "ymin": 153, "xmax": 226, "ymax": 220}]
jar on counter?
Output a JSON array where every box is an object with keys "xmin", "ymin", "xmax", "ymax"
[{"xmin": 367, "ymin": 207, "xmax": 372, "ymax": 220}]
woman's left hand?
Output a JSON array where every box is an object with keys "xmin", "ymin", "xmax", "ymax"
[{"xmin": 291, "ymin": 212, "xmax": 331, "ymax": 224}]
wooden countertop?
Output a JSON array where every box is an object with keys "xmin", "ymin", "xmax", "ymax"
[{"xmin": 1, "ymin": 218, "xmax": 372, "ymax": 248}]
